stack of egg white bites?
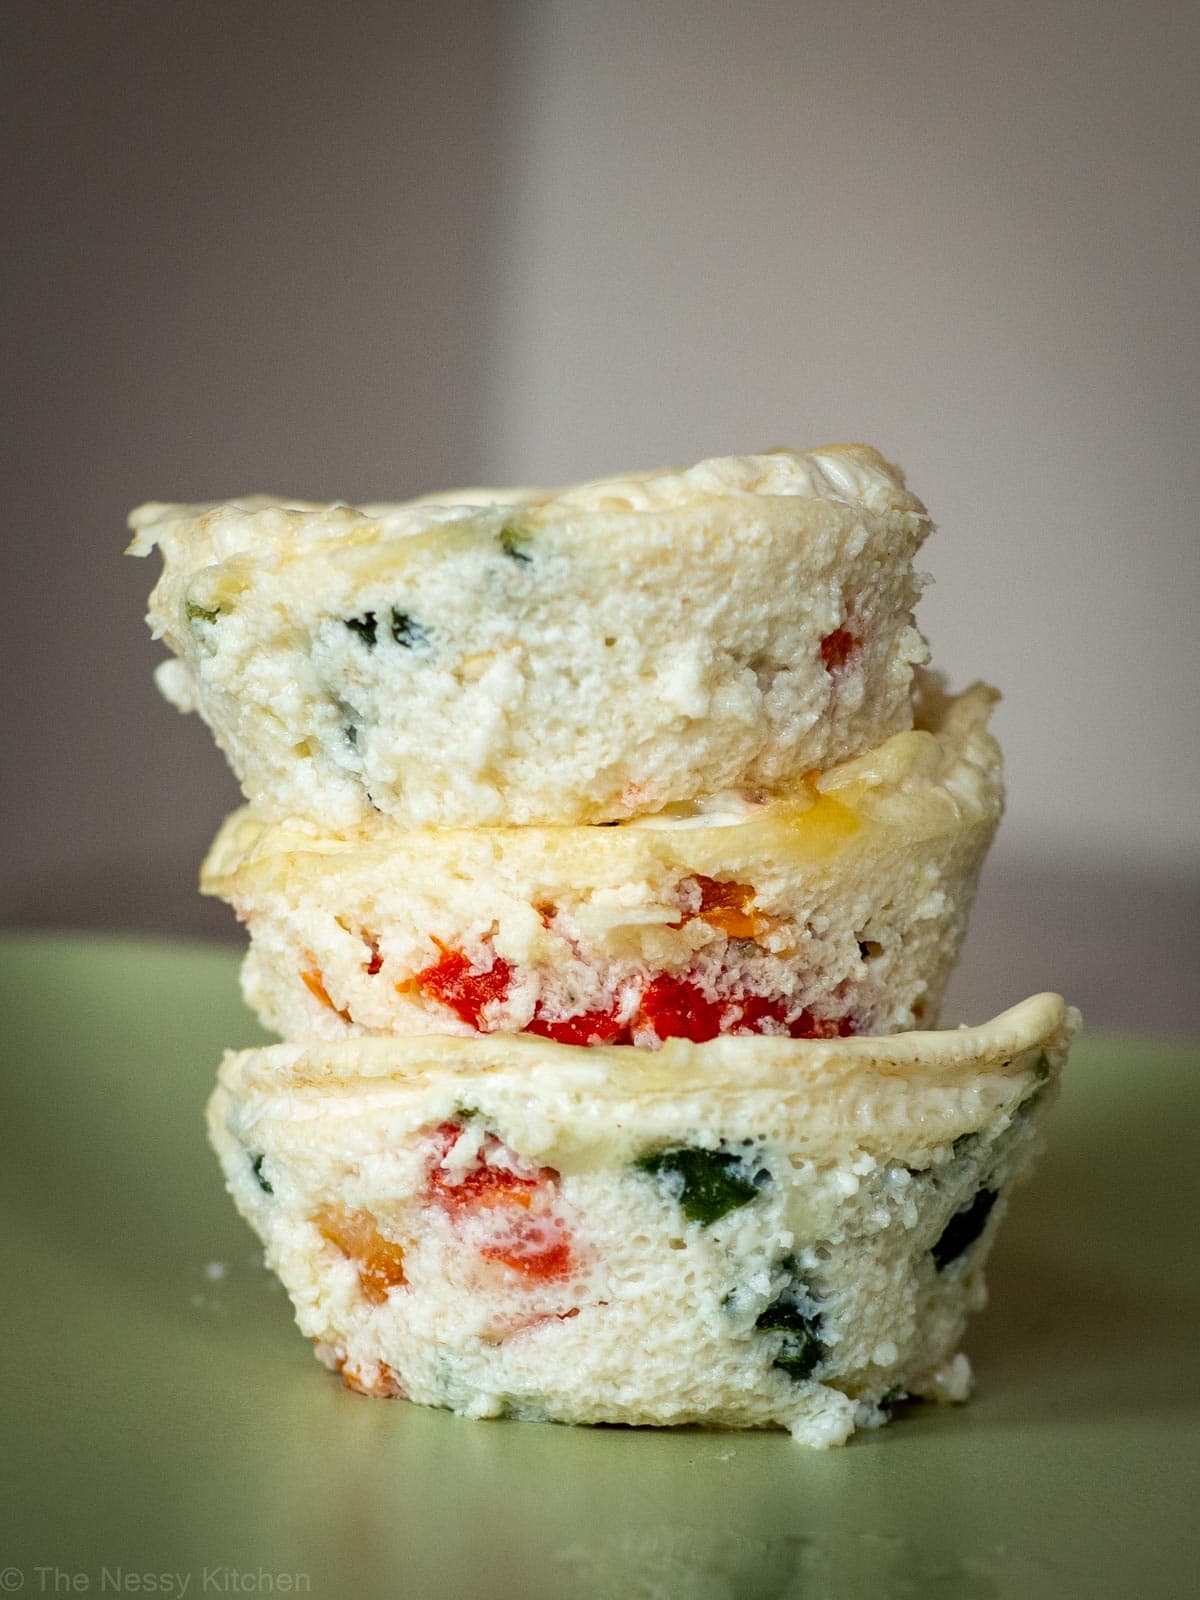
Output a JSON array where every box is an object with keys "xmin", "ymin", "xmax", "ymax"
[{"xmin": 131, "ymin": 444, "xmax": 1076, "ymax": 1447}]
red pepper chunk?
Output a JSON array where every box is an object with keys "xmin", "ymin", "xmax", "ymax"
[
  {"xmin": 689, "ymin": 875, "xmax": 771, "ymax": 938},
  {"xmin": 701, "ymin": 991, "xmax": 859, "ymax": 1039},
  {"xmin": 790, "ymin": 1009, "xmax": 858, "ymax": 1039},
  {"xmin": 316, "ymin": 1207, "xmax": 407, "ymax": 1304},
  {"xmin": 637, "ymin": 974, "xmax": 726, "ymax": 1043},
  {"xmin": 428, "ymin": 1126, "xmax": 541, "ymax": 1212},
  {"xmin": 427, "ymin": 1123, "xmax": 573, "ymax": 1281},
  {"xmin": 334, "ymin": 1354, "xmax": 406, "ymax": 1398},
  {"xmin": 412, "ymin": 942, "xmax": 514, "ymax": 1029},
  {"xmin": 525, "ymin": 1007, "xmax": 631, "ymax": 1046},
  {"xmin": 300, "ymin": 965, "xmax": 353, "ymax": 1024},
  {"xmin": 480, "ymin": 1221, "xmax": 573, "ymax": 1279},
  {"xmin": 727, "ymin": 993, "xmax": 791, "ymax": 1033},
  {"xmin": 334, "ymin": 918, "xmax": 384, "ymax": 976},
  {"xmin": 820, "ymin": 627, "xmax": 857, "ymax": 673}
]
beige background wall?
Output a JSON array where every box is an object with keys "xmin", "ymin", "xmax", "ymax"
[
  {"xmin": 483, "ymin": 0, "xmax": 1200, "ymax": 867},
  {"xmin": 3, "ymin": 0, "xmax": 506, "ymax": 935},
  {"xmin": 3, "ymin": 0, "xmax": 1196, "ymax": 1030}
]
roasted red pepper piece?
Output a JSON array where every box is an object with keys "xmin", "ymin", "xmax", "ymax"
[
  {"xmin": 727, "ymin": 993, "xmax": 791, "ymax": 1032},
  {"xmin": 412, "ymin": 942, "xmax": 514, "ymax": 1028},
  {"xmin": 819, "ymin": 627, "xmax": 857, "ymax": 672},
  {"xmin": 300, "ymin": 964, "xmax": 353, "ymax": 1023},
  {"xmin": 316, "ymin": 1207, "xmax": 407, "ymax": 1303},
  {"xmin": 427, "ymin": 1122, "xmax": 573, "ymax": 1280},
  {"xmin": 689, "ymin": 874, "xmax": 771, "ymax": 938},
  {"xmin": 637, "ymin": 974, "xmax": 727, "ymax": 1043},
  {"xmin": 788, "ymin": 1008, "xmax": 857, "ymax": 1039},
  {"xmin": 525, "ymin": 1008, "xmax": 631, "ymax": 1046}
]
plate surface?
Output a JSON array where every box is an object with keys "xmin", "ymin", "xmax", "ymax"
[{"xmin": 2, "ymin": 931, "xmax": 1197, "ymax": 1599}]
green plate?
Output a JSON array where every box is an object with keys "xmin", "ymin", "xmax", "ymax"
[{"xmin": 2, "ymin": 932, "xmax": 1197, "ymax": 1598}]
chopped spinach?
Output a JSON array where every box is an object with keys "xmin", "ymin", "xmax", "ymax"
[
  {"xmin": 251, "ymin": 1153, "xmax": 273, "ymax": 1195},
  {"xmin": 390, "ymin": 608, "xmax": 430, "ymax": 649},
  {"xmin": 345, "ymin": 611, "xmax": 378, "ymax": 648},
  {"xmin": 498, "ymin": 523, "xmax": 533, "ymax": 564},
  {"xmin": 880, "ymin": 1384, "xmax": 912, "ymax": 1411},
  {"xmin": 634, "ymin": 1143, "xmax": 768, "ymax": 1225},
  {"xmin": 185, "ymin": 600, "xmax": 220, "ymax": 624},
  {"xmin": 755, "ymin": 1279, "xmax": 825, "ymax": 1380},
  {"xmin": 333, "ymin": 696, "xmax": 362, "ymax": 750},
  {"xmin": 931, "ymin": 1187, "xmax": 997, "ymax": 1270}
]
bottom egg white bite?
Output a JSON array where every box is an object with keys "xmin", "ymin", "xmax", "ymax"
[{"xmin": 207, "ymin": 994, "xmax": 1076, "ymax": 1448}]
